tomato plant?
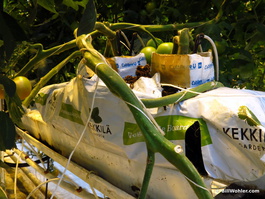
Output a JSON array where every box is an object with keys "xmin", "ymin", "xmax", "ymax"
[
  {"xmin": 0, "ymin": 0, "xmax": 264, "ymax": 161},
  {"xmin": 156, "ymin": 42, "xmax": 173, "ymax": 54},
  {"xmin": 2, "ymin": 0, "xmax": 265, "ymax": 90},
  {"xmin": 0, "ymin": 1, "xmax": 264, "ymax": 198}
]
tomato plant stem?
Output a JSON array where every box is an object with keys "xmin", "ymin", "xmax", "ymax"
[
  {"xmin": 138, "ymin": 149, "xmax": 155, "ymax": 199},
  {"xmin": 22, "ymin": 51, "xmax": 81, "ymax": 108},
  {"xmin": 142, "ymin": 81, "xmax": 223, "ymax": 108},
  {"xmin": 76, "ymin": 34, "xmax": 213, "ymax": 199},
  {"xmin": 15, "ymin": 40, "xmax": 77, "ymax": 77}
]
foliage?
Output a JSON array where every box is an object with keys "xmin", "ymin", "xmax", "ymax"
[
  {"xmin": 1, "ymin": 0, "xmax": 264, "ymax": 90},
  {"xmin": 1, "ymin": 0, "xmax": 85, "ymax": 82}
]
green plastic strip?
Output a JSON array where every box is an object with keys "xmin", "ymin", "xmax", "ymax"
[{"xmin": 123, "ymin": 115, "xmax": 212, "ymax": 146}]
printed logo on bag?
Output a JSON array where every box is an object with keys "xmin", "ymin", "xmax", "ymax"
[
  {"xmin": 59, "ymin": 103, "xmax": 84, "ymax": 125},
  {"xmin": 87, "ymin": 107, "xmax": 112, "ymax": 138},
  {"xmin": 189, "ymin": 62, "xmax": 203, "ymax": 70},
  {"xmin": 192, "ymin": 79, "xmax": 203, "ymax": 86},
  {"xmin": 114, "ymin": 53, "xmax": 147, "ymax": 78},
  {"xmin": 205, "ymin": 63, "xmax": 214, "ymax": 70},
  {"xmin": 190, "ymin": 63, "xmax": 196, "ymax": 70},
  {"xmin": 87, "ymin": 122, "xmax": 112, "ymax": 138},
  {"xmin": 123, "ymin": 115, "xmax": 212, "ymax": 146},
  {"xmin": 35, "ymin": 93, "xmax": 49, "ymax": 105},
  {"xmin": 59, "ymin": 103, "xmax": 102, "ymax": 125},
  {"xmin": 222, "ymin": 106, "xmax": 265, "ymax": 152},
  {"xmin": 191, "ymin": 77, "xmax": 215, "ymax": 87},
  {"xmin": 198, "ymin": 62, "xmax": 202, "ymax": 69},
  {"xmin": 59, "ymin": 104, "xmax": 112, "ymax": 138},
  {"xmin": 89, "ymin": 107, "xmax": 102, "ymax": 123},
  {"xmin": 117, "ymin": 56, "xmax": 146, "ymax": 69}
]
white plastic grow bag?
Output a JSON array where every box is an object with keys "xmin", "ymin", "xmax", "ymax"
[{"xmin": 21, "ymin": 63, "xmax": 265, "ymax": 198}]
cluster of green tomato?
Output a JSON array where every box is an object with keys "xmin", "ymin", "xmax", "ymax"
[{"xmin": 140, "ymin": 38, "xmax": 173, "ymax": 64}]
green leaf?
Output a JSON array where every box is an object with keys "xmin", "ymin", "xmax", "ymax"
[
  {"xmin": 37, "ymin": 0, "xmax": 58, "ymax": 14},
  {"xmin": 77, "ymin": 0, "xmax": 97, "ymax": 36},
  {"xmin": 76, "ymin": 0, "xmax": 90, "ymax": 8},
  {"xmin": 0, "ymin": 111, "xmax": 16, "ymax": 151},
  {"xmin": 239, "ymin": 63, "xmax": 255, "ymax": 80},
  {"xmin": 256, "ymin": 23, "xmax": 265, "ymax": 36},
  {"xmin": 62, "ymin": 0, "xmax": 79, "ymax": 11},
  {"xmin": 5, "ymin": 93, "xmax": 25, "ymax": 125},
  {"xmin": 0, "ymin": 75, "xmax": 16, "ymax": 97},
  {"xmin": 238, "ymin": 106, "xmax": 261, "ymax": 127},
  {"xmin": 0, "ymin": 12, "xmax": 17, "ymax": 61},
  {"xmin": 63, "ymin": 0, "xmax": 89, "ymax": 11}
]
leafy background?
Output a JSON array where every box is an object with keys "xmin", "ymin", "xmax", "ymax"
[{"xmin": 1, "ymin": 0, "xmax": 265, "ymax": 90}]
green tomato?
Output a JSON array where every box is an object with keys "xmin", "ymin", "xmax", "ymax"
[
  {"xmin": 146, "ymin": 2, "xmax": 156, "ymax": 13},
  {"xmin": 146, "ymin": 38, "xmax": 163, "ymax": 48},
  {"xmin": 156, "ymin": 42, "xmax": 174, "ymax": 54},
  {"xmin": 140, "ymin": 46, "xmax": 156, "ymax": 64}
]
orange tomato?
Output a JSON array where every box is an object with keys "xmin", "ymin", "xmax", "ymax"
[{"xmin": 13, "ymin": 76, "xmax": 32, "ymax": 100}]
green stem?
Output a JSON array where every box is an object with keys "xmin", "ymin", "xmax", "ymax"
[
  {"xmin": 155, "ymin": 139, "xmax": 212, "ymax": 198},
  {"xmin": 138, "ymin": 149, "xmax": 155, "ymax": 199},
  {"xmin": 15, "ymin": 10, "xmax": 225, "ymax": 79},
  {"xmin": 208, "ymin": 0, "xmax": 227, "ymax": 24},
  {"xmin": 15, "ymin": 39, "xmax": 77, "ymax": 77},
  {"xmin": 105, "ymin": 3, "xmax": 227, "ymax": 35},
  {"xmin": 95, "ymin": 22, "xmax": 119, "ymax": 56},
  {"xmin": 15, "ymin": 5, "xmax": 227, "ymax": 78},
  {"xmin": 172, "ymin": 35, "xmax": 179, "ymax": 54},
  {"xmin": 76, "ymin": 35, "xmax": 213, "ymax": 199},
  {"xmin": 109, "ymin": 22, "xmax": 207, "ymax": 32},
  {"xmin": 22, "ymin": 51, "xmax": 81, "ymax": 108},
  {"xmin": 142, "ymin": 81, "xmax": 224, "ymax": 108},
  {"xmin": 177, "ymin": 28, "xmax": 190, "ymax": 54},
  {"xmin": 108, "ymin": 22, "xmax": 161, "ymax": 46},
  {"xmin": 103, "ymin": 39, "xmax": 114, "ymax": 57}
]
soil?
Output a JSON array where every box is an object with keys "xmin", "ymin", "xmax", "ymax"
[
  {"xmin": 123, "ymin": 64, "xmax": 181, "ymax": 95},
  {"xmin": 123, "ymin": 64, "xmax": 152, "ymax": 88}
]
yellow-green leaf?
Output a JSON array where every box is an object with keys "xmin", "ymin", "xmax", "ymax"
[
  {"xmin": 37, "ymin": 0, "xmax": 58, "ymax": 14},
  {"xmin": 238, "ymin": 106, "xmax": 261, "ymax": 127}
]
